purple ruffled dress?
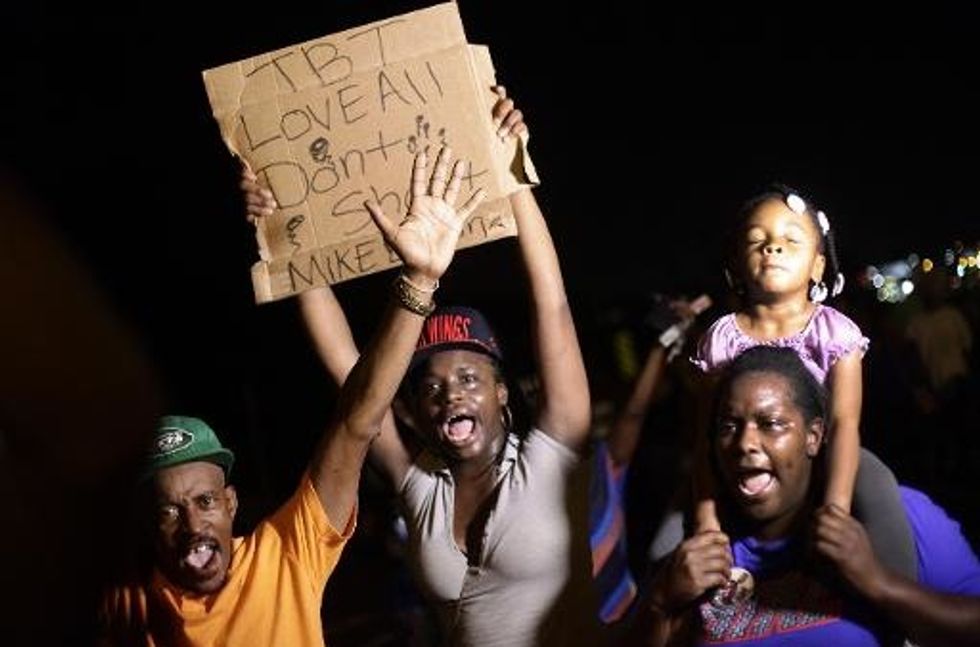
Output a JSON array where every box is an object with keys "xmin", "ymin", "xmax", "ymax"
[{"xmin": 692, "ymin": 305, "xmax": 869, "ymax": 384}]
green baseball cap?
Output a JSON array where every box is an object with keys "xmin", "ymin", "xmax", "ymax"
[{"xmin": 144, "ymin": 415, "xmax": 235, "ymax": 479}]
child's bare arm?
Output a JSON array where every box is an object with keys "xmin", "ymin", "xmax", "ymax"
[{"xmin": 825, "ymin": 352, "xmax": 863, "ymax": 512}]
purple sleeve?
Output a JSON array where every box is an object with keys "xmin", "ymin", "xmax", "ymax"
[
  {"xmin": 691, "ymin": 315, "xmax": 737, "ymax": 374},
  {"xmin": 815, "ymin": 306, "xmax": 870, "ymax": 365},
  {"xmin": 901, "ymin": 486, "xmax": 980, "ymax": 594}
]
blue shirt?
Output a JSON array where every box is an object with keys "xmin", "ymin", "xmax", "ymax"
[
  {"xmin": 696, "ymin": 487, "xmax": 980, "ymax": 645},
  {"xmin": 589, "ymin": 440, "xmax": 637, "ymax": 622}
]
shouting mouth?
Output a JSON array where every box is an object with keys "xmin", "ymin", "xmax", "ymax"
[
  {"xmin": 442, "ymin": 414, "xmax": 477, "ymax": 446},
  {"xmin": 737, "ymin": 469, "xmax": 775, "ymax": 499},
  {"xmin": 182, "ymin": 538, "xmax": 219, "ymax": 575}
]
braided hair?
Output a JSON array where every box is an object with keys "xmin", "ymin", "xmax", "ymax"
[{"xmin": 726, "ymin": 183, "xmax": 844, "ymax": 303}]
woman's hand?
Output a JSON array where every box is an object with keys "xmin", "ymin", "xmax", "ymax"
[
  {"xmin": 365, "ymin": 146, "xmax": 485, "ymax": 285},
  {"xmin": 491, "ymin": 85, "xmax": 528, "ymax": 142},
  {"xmin": 813, "ymin": 503, "xmax": 888, "ymax": 598},
  {"xmin": 652, "ymin": 530, "xmax": 733, "ymax": 614},
  {"xmin": 240, "ymin": 167, "xmax": 276, "ymax": 223}
]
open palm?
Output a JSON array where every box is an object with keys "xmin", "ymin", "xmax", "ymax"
[{"xmin": 366, "ymin": 147, "xmax": 485, "ymax": 282}]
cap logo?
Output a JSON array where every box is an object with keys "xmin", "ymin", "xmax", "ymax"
[
  {"xmin": 419, "ymin": 314, "xmax": 472, "ymax": 348},
  {"xmin": 155, "ymin": 428, "xmax": 194, "ymax": 456}
]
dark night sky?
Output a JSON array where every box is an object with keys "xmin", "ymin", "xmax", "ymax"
[{"xmin": 5, "ymin": 2, "xmax": 978, "ymax": 500}]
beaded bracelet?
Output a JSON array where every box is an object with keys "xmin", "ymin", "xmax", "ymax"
[{"xmin": 392, "ymin": 273, "xmax": 436, "ymax": 316}]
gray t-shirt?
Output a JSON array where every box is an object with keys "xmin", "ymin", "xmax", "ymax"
[{"xmin": 399, "ymin": 429, "xmax": 601, "ymax": 647}]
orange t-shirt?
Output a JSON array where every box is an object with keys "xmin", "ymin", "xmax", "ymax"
[{"xmin": 101, "ymin": 474, "xmax": 355, "ymax": 647}]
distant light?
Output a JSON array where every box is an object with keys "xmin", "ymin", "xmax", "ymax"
[
  {"xmin": 945, "ymin": 249, "xmax": 955, "ymax": 266},
  {"xmin": 872, "ymin": 274, "xmax": 885, "ymax": 288},
  {"xmin": 901, "ymin": 280, "xmax": 915, "ymax": 295},
  {"xmin": 881, "ymin": 260, "xmax": 912, "ymax": 278},
  {"xmin": 877, "ymin": 281, "xmax": 896, "ymax": 302},
  {"xmin": 958, "ymin": 257, "xmax": 968, "ymax": 268},
  {"xmin": 908, "ymin": 253, "xmax": 920, "ymax": 268},
  {"xmin": 922, "ymin": 258, "xmax": 934, "ymax": 273},
  {"xmin": 957, "ymin": 265, "xmax": 966, "ymax": 278}
]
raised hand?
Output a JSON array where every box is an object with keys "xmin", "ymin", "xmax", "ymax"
[
  {"xmin": 491, "ymin": 85, "xmax": 528, "ymax": 142},
  {"xmin": 365, "ymin": 147, "xmax": 485, "ymax": 284},
  {"xmin": 239, "ymin": 167, "xmax": 276, "ymax": 223}
]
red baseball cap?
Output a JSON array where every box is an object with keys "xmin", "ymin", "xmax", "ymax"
[{"xmin": 410, "ymin": 305, "xmax": 503, "ymax": 369}]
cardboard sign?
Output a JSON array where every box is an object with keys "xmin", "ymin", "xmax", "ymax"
[{"xmin": 203, "ymin": 2, "xmax": 536, "ymax": 302}]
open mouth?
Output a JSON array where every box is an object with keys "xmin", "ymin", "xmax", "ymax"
[
  {"xmin": 736, "ymin": 469, "xmax": 775, "ymax": 498},
  {"xmin": 442, "ymin": 413, "xmax": 476, "ymax": 446},
  {"xmin": 182, "ymin": 539, "xmax": 219, "ymax": 573}
]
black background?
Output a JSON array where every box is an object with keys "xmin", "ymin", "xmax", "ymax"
[{"xmin": 5, "ymin": 3, "xmax": 979, "ymax": 630}]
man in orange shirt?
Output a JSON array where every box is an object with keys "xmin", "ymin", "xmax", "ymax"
[
  {"xmin": 102, "ymin": 415, "xmax": 356, "ymax": 647},
  {"xmin": 100, "ymin": 147, "xmax": 485, "ymax": 646}
]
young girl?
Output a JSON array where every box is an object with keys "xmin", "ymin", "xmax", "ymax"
[{"xmin": 689, "ymin": 184, "xmax": 916, "ymax": 585}]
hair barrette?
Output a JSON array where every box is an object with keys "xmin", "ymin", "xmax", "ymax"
[
  {"xmin": 785, "ymin": 193, "xmax": 807, "ymax": 215},
  {"xmin": 816, "ymin": 210, "xmax": 831, "ymax": 236}
]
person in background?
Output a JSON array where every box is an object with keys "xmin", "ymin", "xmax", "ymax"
[{"xmin": 589, "ymin": 294, "xmax": 711, "ymax": 624}]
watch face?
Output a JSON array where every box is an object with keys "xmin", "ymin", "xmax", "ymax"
[{"xmin": 711, "ymin": 566, "xmax": 755, "ymax": 607}]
